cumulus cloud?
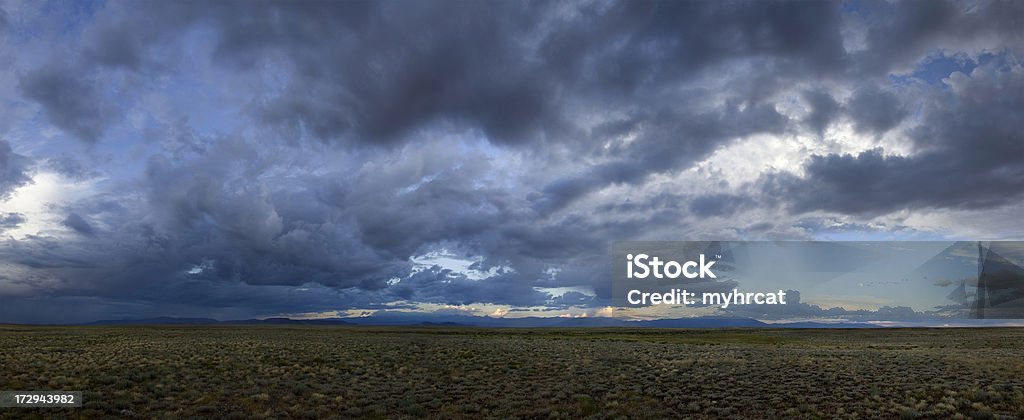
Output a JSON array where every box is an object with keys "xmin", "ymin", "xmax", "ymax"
[
  {"xmin": 764, "ymin": 60, "xmax": 1024, "ymax": 215},
  {"xmin": 0, "ymin": 212, "xmax": 25, "ymax": 231},
  {"xmin": 845, "ymin": 85, "xmax": 907, "ymax": 135},
  {"xmin": 801, "ymin": 89, "xmax": 840, "ymax": 136}
]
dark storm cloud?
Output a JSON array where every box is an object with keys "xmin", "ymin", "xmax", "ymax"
[
  {"xmin": 245, "ymin": 0, "xmax": 845, "ymax": 147},
  {"xmin": 12, "ymin": 131, "xmax": 625, "ymax": 316},
  {"xmin": 135, "ymin": 140, "xmax": 403, "ymax": 289},
  {"xmin": 853, "ymin": 0, "xmax": 1024, "ymax": 74},
  {"xmin": 250, "ymin": 2, "xmax": 563, "ymax": 146},
  {"xmin": 23, "ymin": 135, "xmax": 566, "ymax": 308},
  {"xmin": 765, "ymin": 61, "xmax": 1024, "ymax": 215},
  {"xmin": 802, "ymin": 89, "xmax": 840, "ymax": 136},
  {"xmin": 18, "ymin": 65, "xmax": 114, "ymax": 143},
  {"xmin": 0, "ymin": 139, "xmax": 31, "ymax": 200},
  {"xmin": 1, "ymin": 235, "xmax": 96, "ymax": 269},
  {"xmin": 4, "ymin": 0, "xmax": 1024, "ymax": 322},
  {"xmin": 80, "ymin": 4, "xmax": 188, "ymax": 71},
  {"xmin": 19, "ymin": 0, "xmax": 846, "ymax": 147},
  {"xmin": 845, "ymin": 85, "xmax": 907, "ymax": 135},
  {"xmin": 62, "ymin": 213, "xmax": 96, "ymax": 237}
]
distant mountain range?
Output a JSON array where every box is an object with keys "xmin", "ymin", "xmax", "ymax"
[{"xmin": 79, "ymin": 315, "xmax": 881, "ymax": 328}]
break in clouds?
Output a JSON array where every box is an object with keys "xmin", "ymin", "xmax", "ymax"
[{"xmin": 0, "ymin": 0, "xmax": 1023, "ymax": 323}]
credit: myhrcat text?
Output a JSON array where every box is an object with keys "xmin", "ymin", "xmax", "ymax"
[{"xmin": 627, "ymin": 288, "xmax": 787, "ymax": 308}]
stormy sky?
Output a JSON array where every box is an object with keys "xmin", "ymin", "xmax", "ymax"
[{"xmin": 1, "ymin": 0, "xmax": 1023, "ymax": 323}]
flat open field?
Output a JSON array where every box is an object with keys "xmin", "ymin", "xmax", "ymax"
[{"xmin": 1, "ymin": 326, "xmax": 1022, "ymax": 419}]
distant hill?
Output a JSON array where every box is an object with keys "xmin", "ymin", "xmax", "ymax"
[
  {"xmin": 84, "ymin": 317, "xmax": 221, "ymax": 325},
  {"xmin": 231, "ymin": 317, "xmax": 355, "ymax": 326},
  {"xmin": 84, "ymin": 317, "xmax": 352, "ymax": 326},
  {"xmin": 631, "ymin": 318, "xmax": 769, "ymax": 328},
  {"xmin": 767, "ymin": 321, "xmax": 882, "ymax": 329}
]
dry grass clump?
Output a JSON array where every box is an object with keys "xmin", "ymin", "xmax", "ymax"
[{"xmin": 1, "ymin": 326, "xmax": 1022, "ymax": 418}]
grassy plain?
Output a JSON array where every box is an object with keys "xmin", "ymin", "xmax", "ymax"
[{"xmin": 1, "ymin": 325, "xmax": 1023, "ymax": 419}]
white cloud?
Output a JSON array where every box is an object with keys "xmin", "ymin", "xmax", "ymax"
[{"xmin": 1, "ymin": 172, "xmax": 97, "ymax": 239}]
